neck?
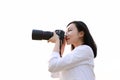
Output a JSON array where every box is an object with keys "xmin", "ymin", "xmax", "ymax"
[{"xmin": 73, "ymin": 41, "xmax": 84, "ymax": 48}]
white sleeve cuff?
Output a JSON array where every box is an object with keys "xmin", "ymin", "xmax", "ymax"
[
  {"xmin": 51, "ymin": 72, "xmax": 60, "ymax": 78},
  {"xmin": 50, "ymin": 52, "xmax": 60, "ymax": 58}
]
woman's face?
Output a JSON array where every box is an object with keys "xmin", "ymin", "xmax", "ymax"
[{"xmin": 66, "ymin": 23, "xmax": 84, "ymax": 47}]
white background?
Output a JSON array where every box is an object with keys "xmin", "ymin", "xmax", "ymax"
[{"xmin": 0, "ymin": 0, "xmax": 120, "ymax": 80}]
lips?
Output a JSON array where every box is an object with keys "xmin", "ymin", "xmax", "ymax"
[{"xmin": 66, "ymin": 37, "xmax": 70, "ymax": 41}]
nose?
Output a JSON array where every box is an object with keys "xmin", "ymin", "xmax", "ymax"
[
  {"xmin": 65, "ymin": 31, "xmax": 68, "ymax": 36},
  {"xmin": 64, "ymin": 32, "xmax": 67, "ymax": 39}
]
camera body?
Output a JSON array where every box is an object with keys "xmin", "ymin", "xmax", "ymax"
[{"xmin": 32, "ymin": 29, "xmax": 65, "ymax": 41}]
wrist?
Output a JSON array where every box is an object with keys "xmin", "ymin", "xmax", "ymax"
[
  {"xmin": 53, "ymin": 39, "xmax": 60, "ymax": 52},
  {"xmin": 55, "ymin": 38, "xmax": 60, "ymax": 43}
]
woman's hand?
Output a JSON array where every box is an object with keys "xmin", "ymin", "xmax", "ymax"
[
  {"xmin": 48, "ymin": 32, "xmax": 59, "ymax": 43},
  {"xmin": 48, "ymin": 31, "xmax": 66, "ymax": 57}
]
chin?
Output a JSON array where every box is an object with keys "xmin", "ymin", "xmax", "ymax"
[{"xmin": 66, "ymin": 42, "xmax": 70, "ymax": 45}]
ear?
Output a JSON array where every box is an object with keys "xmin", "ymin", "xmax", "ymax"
[{"xmin": 79, "ymin": 31, "xmax": 84, "ymax": 37}]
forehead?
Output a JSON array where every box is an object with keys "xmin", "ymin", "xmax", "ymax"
[
  {"xmin": 67, "ymin": 23, "xmax": 76, "ymax": 29},
  {"xmin": 66, "ymin": 23, "xmax": 78, "ymax": 32}
]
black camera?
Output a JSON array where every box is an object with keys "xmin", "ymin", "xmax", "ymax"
[
  {"xmin": 32, "ymin": 29, "xmax": 65, "ymax": 57},
  {"xmin": 32, "ymin": 29, "xmax": 65, "ymax": 41}
]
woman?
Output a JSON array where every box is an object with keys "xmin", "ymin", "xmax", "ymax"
[{"xmin": 48, "ymin": 21, "xmax": 97, "ymax": 80}]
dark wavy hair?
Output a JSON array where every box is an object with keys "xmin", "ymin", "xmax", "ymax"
[{"xmin": 67, "ymin": 21, "xmax": 97, "ymax": 58}]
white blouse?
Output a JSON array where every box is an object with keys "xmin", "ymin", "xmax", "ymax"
[{"xmin": 48, "ymin": 45, "xmax": 95, "ymax": 80}]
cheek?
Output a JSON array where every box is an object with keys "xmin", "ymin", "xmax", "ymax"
[
  {"xmin": 69, "ymin": 33, "xmax": 77, "ymax": 41},
  {"xmin": 70, "ymin": 32, "xmax": 77, "ymax": 38},
  {"xmin": 71, "ymin": 33, "xmax": 80, "ymax": 41},
  {"xmin": 68, "ymin": 32, "xmax": 74, "ymax": 38}
]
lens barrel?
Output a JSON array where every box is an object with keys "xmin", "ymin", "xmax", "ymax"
[{"xmin": 32, "ymin": 29, "xmax": 53, "ymax": 40}]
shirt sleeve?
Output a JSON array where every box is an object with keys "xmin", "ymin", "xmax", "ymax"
[
  {"xmin": 50, "ymin": 72, "xmax": 60, "ymax": 78},
  {"xmin": 48, "ymin": 45, "xmax": 94, "ymax": 73}
]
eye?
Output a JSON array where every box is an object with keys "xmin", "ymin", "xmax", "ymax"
[{"xmin": 68, "ymin": 29, "xmax": 72, "ymax": 32}]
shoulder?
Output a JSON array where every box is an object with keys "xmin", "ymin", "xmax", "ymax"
[
  {"xmin": 75, "ymin": 45, "xmax": 92, "ymax": 51},
  {"xmin": 73, "ymin": 45, "xmax": 94, "ymax": 57}
]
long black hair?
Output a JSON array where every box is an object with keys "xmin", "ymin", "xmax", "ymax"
[{"xmin": 67, "ymin": 21, "xmax": 97, "ymax": 58}]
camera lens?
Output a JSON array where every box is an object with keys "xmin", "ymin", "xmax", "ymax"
[{"xmin": 32, "ymin": 29, "xmax": 53, "ymax": 40}]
